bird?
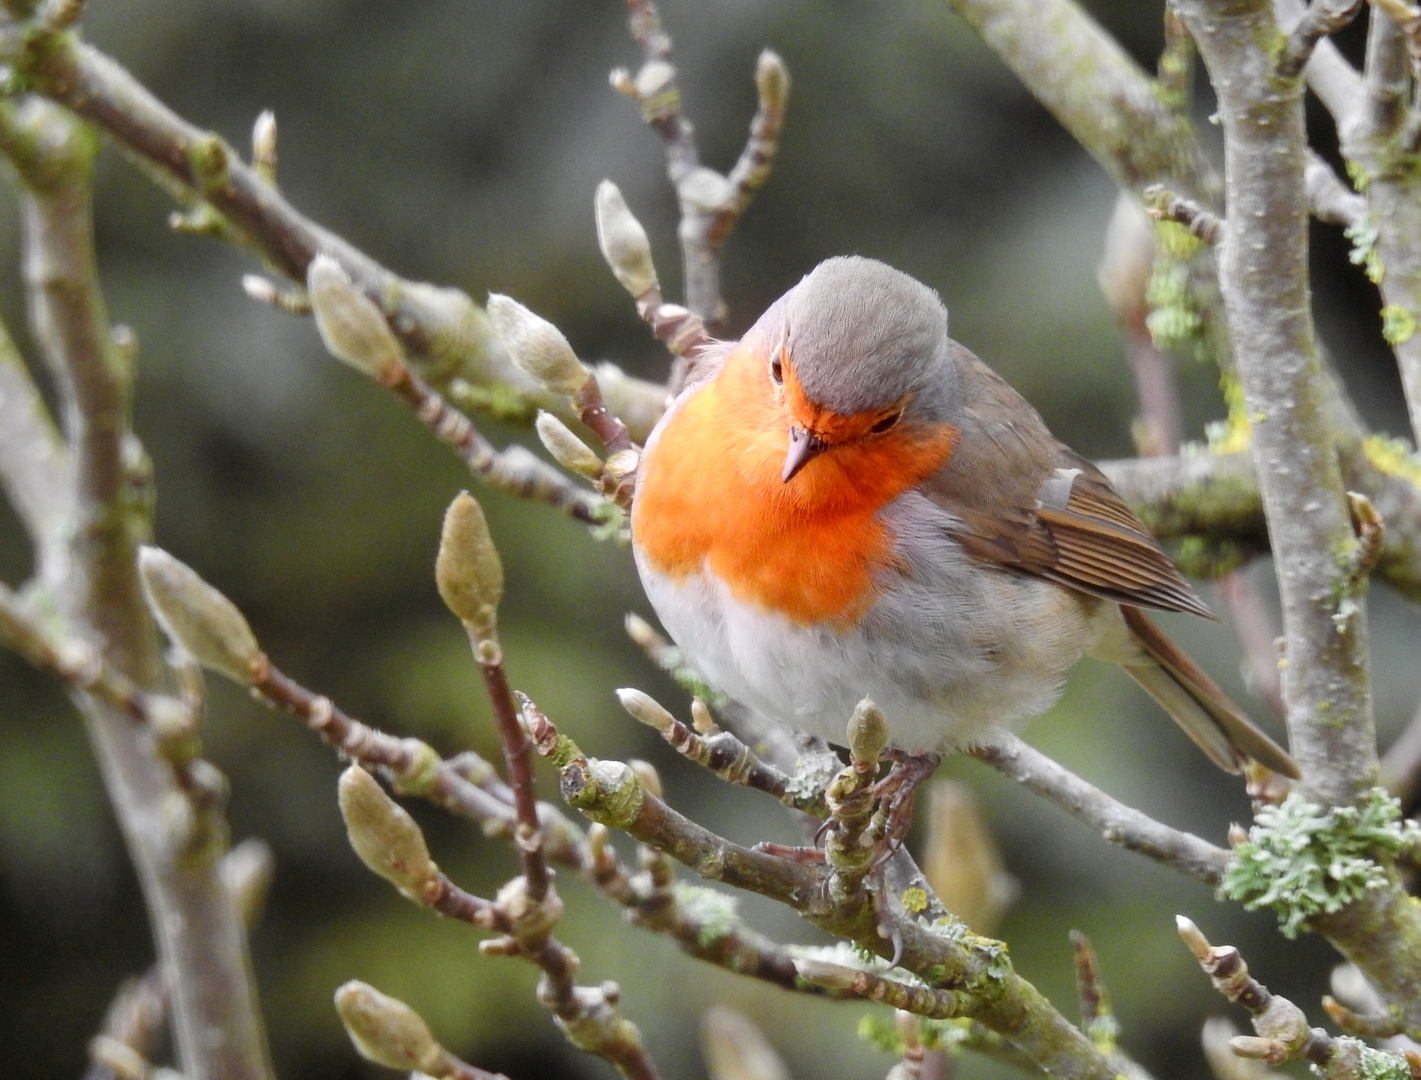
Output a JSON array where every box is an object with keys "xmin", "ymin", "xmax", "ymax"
[{"xmin": 630, "ymin": 256, "xmax": 1298, "ymax": 817}]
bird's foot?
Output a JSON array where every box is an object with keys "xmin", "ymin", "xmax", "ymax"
[{"xmin": 866, "ymin": 750, "xmax": 941, "ymax": 870}]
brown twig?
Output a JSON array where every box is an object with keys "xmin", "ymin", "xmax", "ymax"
[
  {"xmin": 1143, "ymin": 184, "xmax": 1223, "ymax": 245},
  {"xmin": 1177, "ymin": 917, "xmax": 1416, "ymax": 1079},
  {"xmin": 616, "ymin": 688, "xmax": 826, "ymax": 815},
  {"xmin": 525, "ymin": 704, "xmax": 1135, "ymax": 1080}
]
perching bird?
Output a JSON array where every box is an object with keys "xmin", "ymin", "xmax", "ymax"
[{"xmin": 631, "ymin": 256, "xmax": 1297, "ymax": 808}]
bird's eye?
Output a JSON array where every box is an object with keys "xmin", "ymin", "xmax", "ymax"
[
  {"xmin": 770, "ymin": 351, "xmax": 784, "ymax": 386},
  {"xmin": 870, "ymin": 411, "xmax": 902, "ymax": 434}
]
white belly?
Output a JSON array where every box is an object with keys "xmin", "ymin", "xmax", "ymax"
[{"xmin": 633, "ymin": 498, "xmax": 1102, "ymax": 753}]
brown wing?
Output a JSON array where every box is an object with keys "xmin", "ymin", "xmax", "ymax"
[{"xmin": 922, "ymin": 342, "xmax": 1213, "ymax": 619}]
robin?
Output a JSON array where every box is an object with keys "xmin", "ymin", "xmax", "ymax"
[{"xmin": 631, "ymin": 256, "xmax": 1297, "ymax": 817}]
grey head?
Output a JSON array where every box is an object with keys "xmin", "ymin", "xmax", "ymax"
[{"xmin": 777, "ymin": 256, "xmax": 957, "ymax": 422}]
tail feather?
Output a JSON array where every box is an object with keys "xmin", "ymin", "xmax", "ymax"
[{"xmin": 1120, "ymin": 606, "xmax": 1299, "ymax": 779}]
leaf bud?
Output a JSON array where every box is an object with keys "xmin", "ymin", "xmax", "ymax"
[
  {"xmin": 485, "ymin": 294, "xmax": 588, "ymax": 396},
  {"xmin": 595, "ymin": 181, "xmax": 659, "ymax": 297},
  {"xmin": 138, "ymin": 546, "xmax": 266, "ymax": 685},
  {"xmin": 307, "ymin": 255, "xmax": 404, "ymax": 380},
  {"xmin": 334, "ymin": 981, "xmax": 445, "ymax": 1074},
  {"xmin": 435, "ymin": 492, "xmax": 504, "ymax": 638},
  {"xmin": 337, "ymin": 765, "xmax": 439, "ymax": 902},
  {"xmin": 535, "ymin": 410, "xmax": 604, "ymax": 479}
]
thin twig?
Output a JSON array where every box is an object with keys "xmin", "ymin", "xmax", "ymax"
[
  {"xmin": 0, "ymin": 24, "xmax": 671, "ymax": 442},
  {"xmin": 614, "ymin": 0, "xmax": 779, "ymax": 332},
  {"xmin": 524, "ymin": 704, "xmax": 1134, "ymax": 1080},
  {"xmin": 475, "ymin": 645, "xmax": 552, "ymax": 901},
  {"xmin": 971, "ymin": 736, "xmax": 1231, "ymax": 886},
  {"xmin": 1305, "ymin": 150, "xmax": 1366, "ymax": 228},
  {"xmin": 1143, "ymin": 184, "xmax": 1223, "ymax": 245}
]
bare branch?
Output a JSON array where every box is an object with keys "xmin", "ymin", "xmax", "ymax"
[
  {"xmin": 612, "ymin": 1, "xmax": 787, "ymax": 332},
  {"xmin": 0, "ymin": 96, "xmax": 272, "ymax": 1080},
  {"xmin": 524, "ymin": 705, "xmax": 1139, "ymax": 1080},
  {"xmin": 1280, "ymin": 0, "xmax": 1365, "ymax": 78},
  {"xmin": 0, "ymin": 25, "xmax": 670, "ymax": 442},
  {"xmin": 0, "ymin": 314, "xmax": 70, "ymax": 579},
  {"xmin": 970, "ymin": 736, "xmax": 1229, "ymax": 885}
]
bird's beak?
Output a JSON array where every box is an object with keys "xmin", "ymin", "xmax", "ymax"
[{"xmin": 782, "ymin": 426, "xmax": 827, "ymax": 483}]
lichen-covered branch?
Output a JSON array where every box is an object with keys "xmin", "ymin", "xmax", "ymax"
[
  {"xmin": 1172, "ymin": 0, "xmax": 1421, "ymax": 1032},
  {"xmin": 525, "ymin": 706, "xmax": 1141, "ymax": 1080}
]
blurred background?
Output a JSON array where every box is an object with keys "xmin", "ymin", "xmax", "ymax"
[{"xmin": 0, "ymin": 0, "xmax": 1415, "ymax": 1077}]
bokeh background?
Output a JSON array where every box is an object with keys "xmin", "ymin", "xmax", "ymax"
[{"xmin": 0, "ymin": 1, "xmax": 1416, "ymax": 1077}]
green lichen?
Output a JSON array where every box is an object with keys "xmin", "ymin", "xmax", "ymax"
[
  {"xmin": 671, "ymin": 883, "xmax": 739, "ymax": 947},
  {"xmin": 1219, "ymin": 788, "xmax": 1419, "ymax": 937},
  {"xmin": 1145, "ymin": 223, "xmax": 1204, "ymax": 353},
  {"xmin": 1362, "ymin": 434, "xmax": 1421, "ymax": 489},
  {"xmin": 901, "ymin": 887, "xmax": 930, "ymax": 915},
  {"xmin": 857, "ymin": 1014, "xmax": 981, "ymax": 1056},
  {"xmin": 1205, "ymin": 372, "xmax": 1253, "ymax": 455},
  {"xmin": 1355, "ymin": 1039, "xmax": 1411, "ymax": 1080},
  {"xmin": 446, "ymin": 378, "xmax": 540, "ymax": 423},
  {"xmin": 1346, "ymin": 215, "xmax": 1384, "ymax": 285},
  {"xmin": 1382, "ymin": 305, "xmax": 1417, "ymax": 346},
  {"xmin": 589, "ymin": 501, "xmax": 630, "ymax": 546},
  {"xmin": 1347, "ymin": 160, "xmax": 1374, "ymax": 194}
]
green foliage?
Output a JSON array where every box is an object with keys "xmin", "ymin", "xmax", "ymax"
[{"xmin": 1219, "ymin": 788, "xmax": 1420, "ymax": 937}]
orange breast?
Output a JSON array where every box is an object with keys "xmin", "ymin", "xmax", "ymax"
[{"xmin": 633, "ymin": 348, "xmax": 958, "ymax": 625}]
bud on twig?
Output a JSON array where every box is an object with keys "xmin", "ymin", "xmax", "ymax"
[
  {"xmin": 251, "ymin": 109, "xmax": 277, "ymax": 182},
  {"xmin": 847, "ymin": 698, "xmax": 889, "ymax": 768},
  {"xmin": 338, "ymin": 765, "xmax": 439, "ymax": 902},
  {"xmin": 595, "ymin": 181, "xmax": 659, "ymax": 298},
  {"xmin": 485, "ymin": 295, "xmax": 588, "ymax": 396},
  {"xmin": 535, "ymin": 411, "xmax": 604, "ymax": 479},
  {"xmin": 435, "ymin": 492, "xmax": 504, "ymax": 639},
  {"xmin": 617, "ymin": 687, "xmax": 676, "ymax": 733},
  {"xmin": 755, "ymin": 50, "xmax": 790, "ymax": 114},
  {"xmin": 223, "ymin": 837, "xmax": 276, "ymax": 928},
  {"xmin": 138, "ymin": 546, "xmax": 266, "ymax": 684},
  {"xmin": 334, "ymin": 980, "xmax": 446, "ymax": 1074},
  {"xmin": 793, "ymin": 957, "xmax": 859, "ymax": 991},
  {"xmin": 307, "ymin": 255, "xmax": 405, "ymax": 381},
  {"xmin": 629, "ymin": 758, "xmax": 663, "ymax": 799}
]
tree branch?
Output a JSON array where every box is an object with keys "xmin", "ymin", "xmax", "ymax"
[
  {"xmin": 0, "ymin": 313, "xmax": 70, "ymax": 582},
  {"xmin": 971, "ymin": 736, "xmax": 1230, "ymax": 886},
  {"xmin": 0, "ymin": 23, "xmax": 670, "ymax": 441},
  {"xmin": 1173, "ymin": 0, "xmax": 1421, "ymax": 1032},
  {"xmin": 0, "ymin": 96, "xmax": 272, "ymax": 1080}
]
